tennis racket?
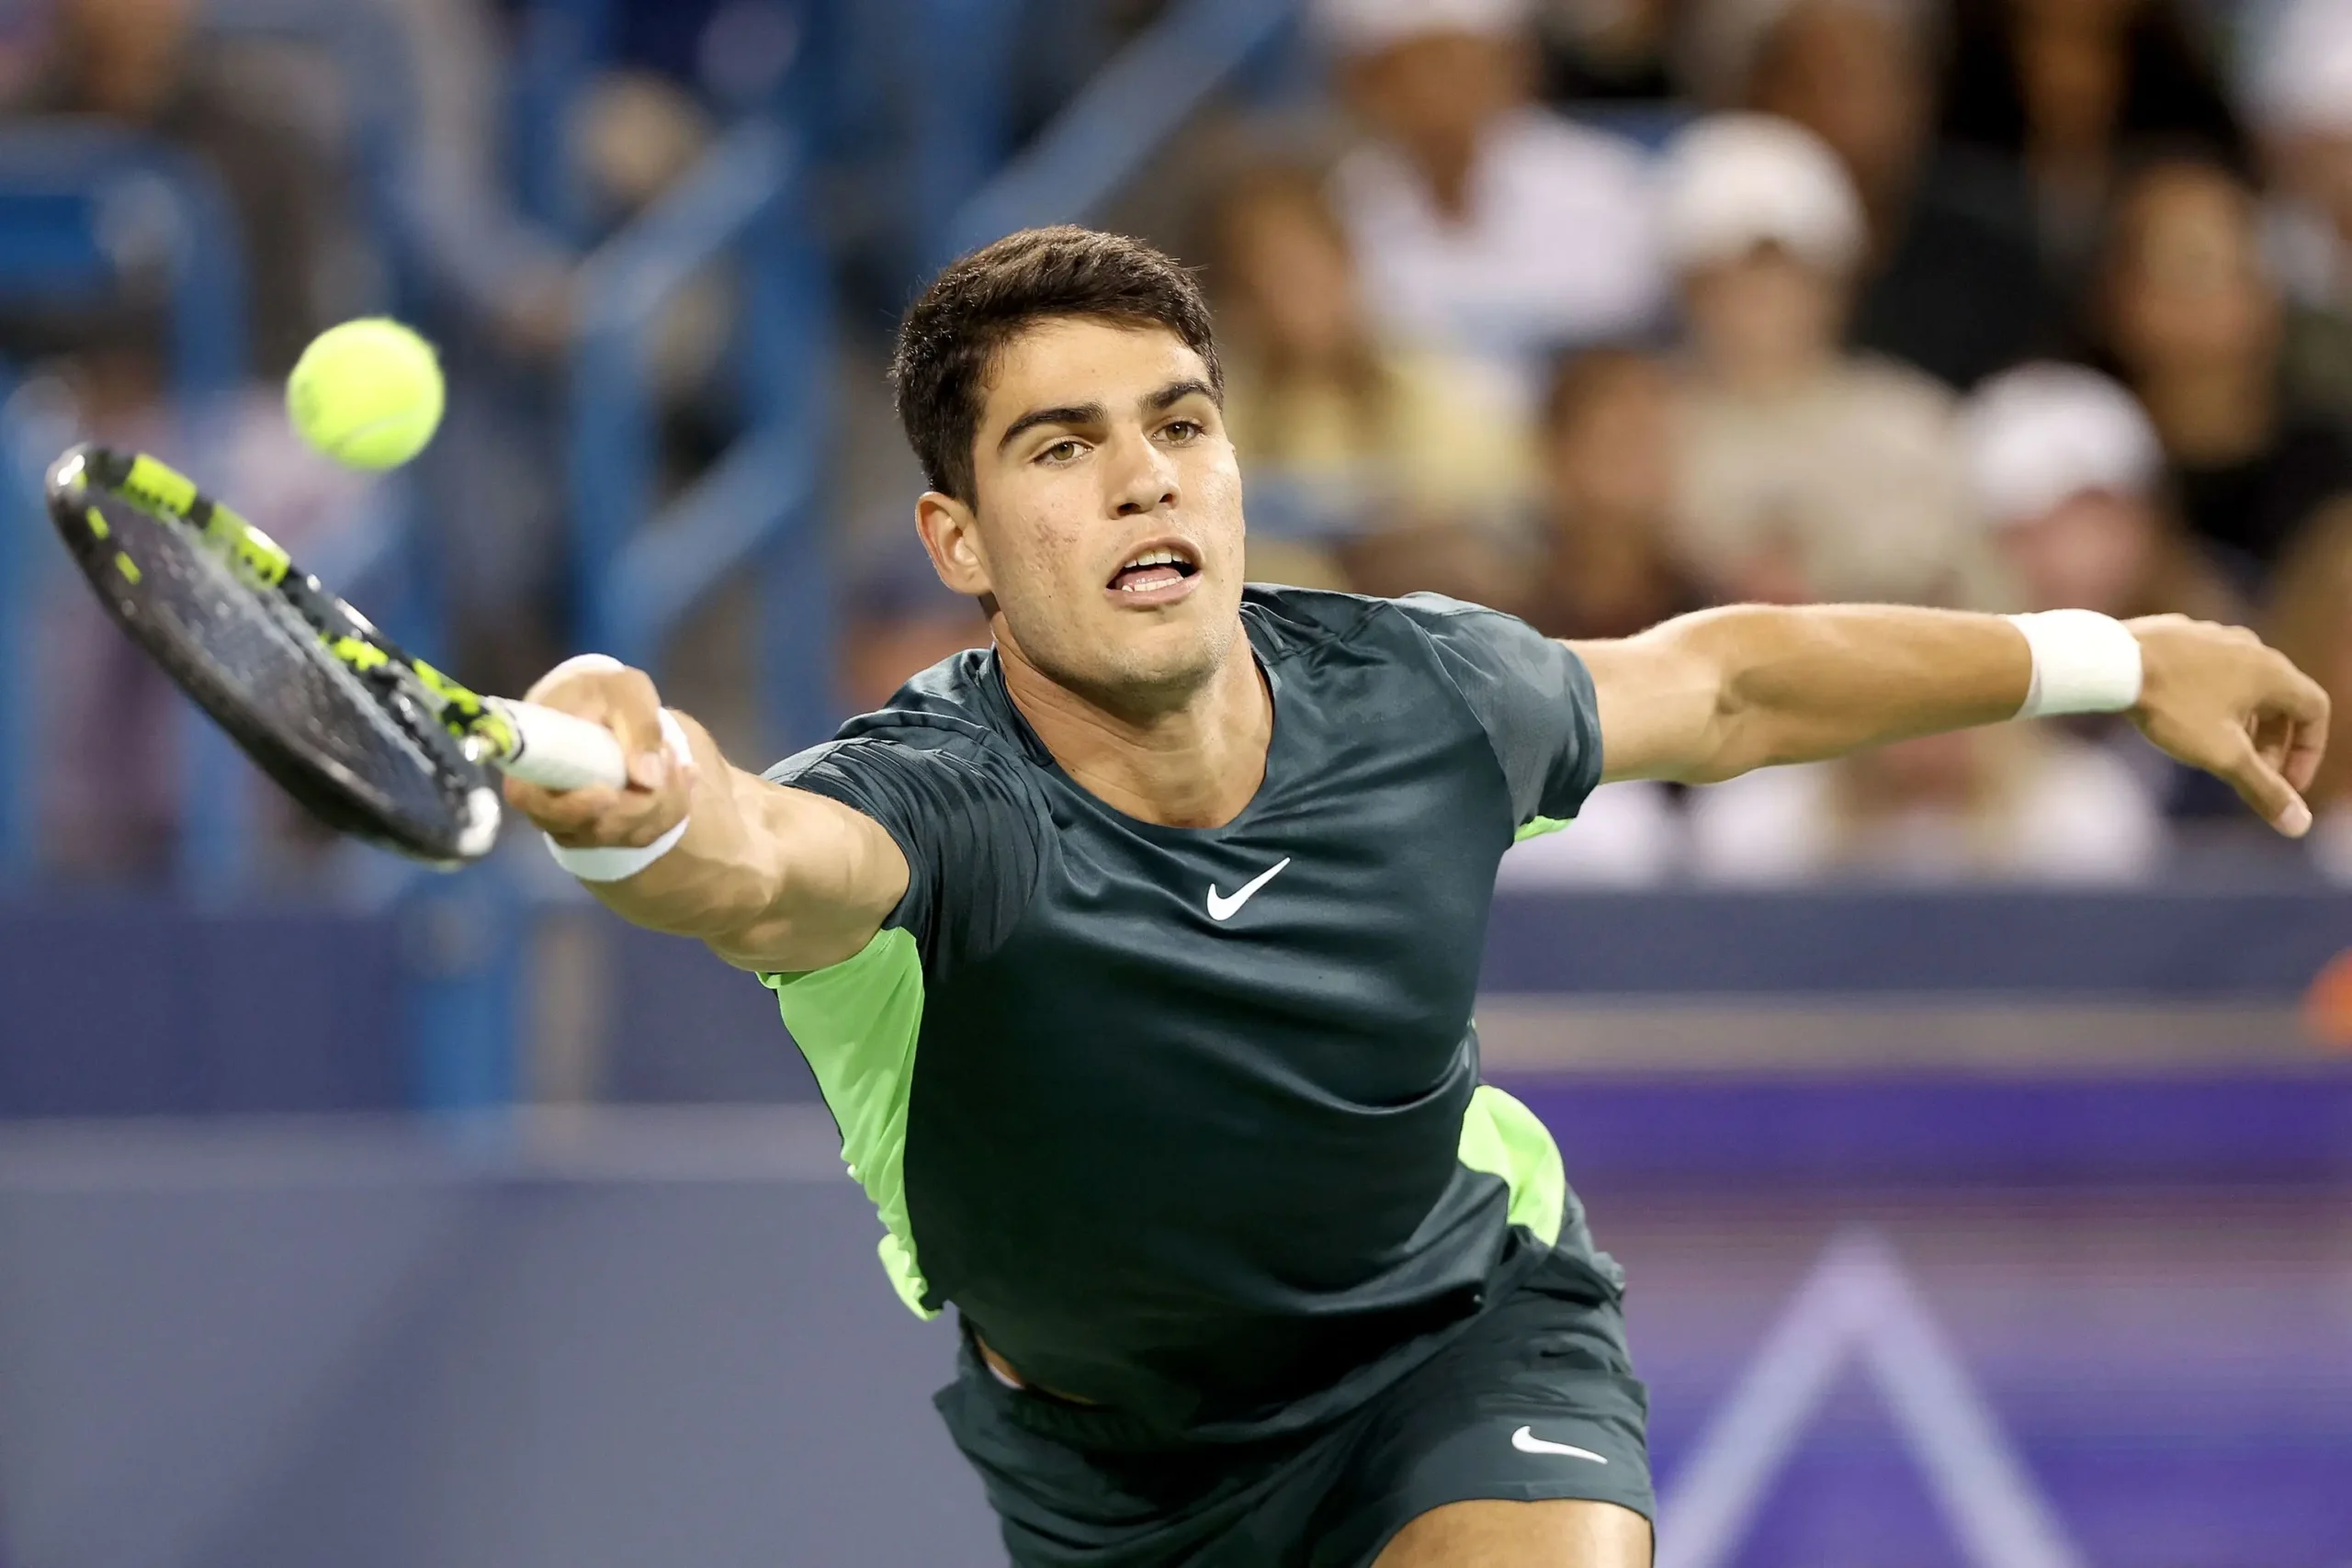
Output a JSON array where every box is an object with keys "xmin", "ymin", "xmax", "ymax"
[{"xmin": 44, "ymin": 444, "xmax": 627, "ymax": 865}]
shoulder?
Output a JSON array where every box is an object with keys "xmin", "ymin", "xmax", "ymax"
[
  {"xmin": 1240, "ymin": 583, "xmax": 1534, "ymax": 663},
  {"xmin": 1498, "ymin": 108, "xmax": 1651, "ymax": 171},
  {"xmin": 766, "ymin": 648, "xmax": 1043, "ymax": 797},
  {"xmin": 1493, "ymin": 109, "xmax": 1655, "ymax": 193},
  {"xmin": 1239, "ymin": 582, "xmax": 1390, "ymax": 651},
  {"xmin": 1838, "ymin": 356, "xmax": 1962, "ymax": 423},
  {"xmin": 1359, "ymin": 592, "xmax": 1595, "ymax": 711}
]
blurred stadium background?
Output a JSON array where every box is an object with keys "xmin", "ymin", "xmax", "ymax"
[{"xmin": 0, "ymin": 0, "xmax": 2350, "ymax": 1562}]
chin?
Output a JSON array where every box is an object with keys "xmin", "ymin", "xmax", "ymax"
[{"xmin": 1041, "ymin": 615, "xmax": 1230, "ymax": 717}]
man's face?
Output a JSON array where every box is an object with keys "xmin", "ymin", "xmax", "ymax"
[
  {"xmin": 2108, "ymin": 167, "xmax": 2278, "ymax": 378},
  {"xmin": 1681, "ymin": 246, "xmax": 1846, "ymax": 385},
  {"xmin": 919, "ymin": 318, "xmax": 1246, "ymax": 714},
  {"xmin": 1545, "ymin": 359, "xmax": 1674, "ymax": 529},
  {"xmin": 1342, "ymin": 31, "xmax": 1527, "ymax": 176},
  {"xmin": 1996, "ymin": 491, "xmax": 2157, "ymax": 615}
]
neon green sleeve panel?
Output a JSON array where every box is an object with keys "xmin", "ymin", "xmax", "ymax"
[
  {"xmin": 1456, "ymin": 1084, "xmax": 1566, "ymax": 1245},
  {"xmin": 762, "ymin": 929, "xmax": 935, "ymax": 1319},
  {"xmin": 1514, "ymin": 816, "xmax": 1571, "ymax": 842}
]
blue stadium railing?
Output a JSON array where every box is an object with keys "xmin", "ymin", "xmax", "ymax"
[
  {"xmin": 944, "ymin": 0, "xmax": 1301, "ymax": 260},
  {"xmin": 0, "ymin": 127, "xmax": 254, "ymax": 896},
  {"xmin": 0, "ymin": 365, "xmax": 38, "ymax": 890},
  {"xmin": 203, "ymin": 0, "xmax": 419, "ymax": 310},
  {"xmin": 569, "ymin": 116, "xmax": 837, "ymax": 753}
]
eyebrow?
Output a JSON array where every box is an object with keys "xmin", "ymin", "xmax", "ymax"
[
  {"xmin": 997, "ymin": 401, "xmax": 1103, "ymax": 454},
  {"xmin": 995, "ymin": 378, "xmax": 1217, "ymax": 455},
  {"xmin": 1146, "ymin": 378, "xmax": 1216, "ymax": 412}
]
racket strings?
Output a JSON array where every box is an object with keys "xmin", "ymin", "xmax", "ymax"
[{"xmin": 95, "ymin": 491, "xmax": 471, "ymax": 851}]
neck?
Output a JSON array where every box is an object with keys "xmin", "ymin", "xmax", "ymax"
[
  {"xmin": 1709, "ymin": 344, "xmax": 1835, "ymax": 399},
  {"xmin": 997, "ymin": 622, "xmax": 1272, "ymax": 829},
  {"xmin": 2138, "ymin": 367, "xmax": 2275, "ymax": 465}
]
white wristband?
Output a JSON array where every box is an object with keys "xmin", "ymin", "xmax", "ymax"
[
  {"xmin": 2006, "ymin": 610, "xmax": 2143, "ymax": 718},
  {"xmin": 543, "ymin": 705, "xmax": 694, "ymax": 882}
]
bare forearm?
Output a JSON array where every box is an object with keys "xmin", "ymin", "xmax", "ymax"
[
  {"xmin": 522, "ymin": 705, "xmax": 906, "ymax": 973},
  {"xmin": 582, "ymin": 764, "xmax": 857, "ymax": 942},
  {"xmin": 1579, "ymin": 604, "xmax": 2031, "ymax": 784}
]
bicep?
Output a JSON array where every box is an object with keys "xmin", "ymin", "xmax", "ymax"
[{"xmin": 1568, "ymin": 627, "xmax": 1733, "ymax": 784}]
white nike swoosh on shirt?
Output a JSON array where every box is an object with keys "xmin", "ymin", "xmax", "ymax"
[
  {"xmin": 1510, "ymin": 1427, "xmax": 1610, "ymax": 1464},
  {"xmin": 1205, "ymin": 857, "xmax": 1291, "ymax": 921}
]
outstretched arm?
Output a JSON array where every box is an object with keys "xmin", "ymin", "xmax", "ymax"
[
  {"xmin": 500, "ymin": 661, "xmax": 909, "ymax": 973},
  {"xmin": 1571, "ymin": 605, "xmax": 2332, "ymax": 836}
]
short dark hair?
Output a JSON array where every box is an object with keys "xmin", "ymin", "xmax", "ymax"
[{"xmin": 890, "ymin": 226, "xmax": 1223, "ymax": 504}]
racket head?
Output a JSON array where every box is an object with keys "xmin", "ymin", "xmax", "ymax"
[{"xmin": 45, "ymin": 445, "xmax": 502, "ymax": 865}]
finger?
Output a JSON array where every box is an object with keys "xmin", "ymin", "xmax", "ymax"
[
  {"xmin": 524, "ymin": 651, "xmax": 626, "ymax": 712},
  {"xmin": 2214, "ymin": 737, "xmax": 2313, "ymax": 838},
  {"xmin": 2285, "ymin": 706, "xmax": 2330, "ymax": 795},
  {"xmin": 503, "ymin": 773, "xmax": 627, "ymax": 835},
  {"xmin": 2256, "ymin": 656, "xmax": 2331, "ymax": 727},
  {"xmin": 2251, "ymin": 709, "xmax": 2292, "ymax": 775},
  {"xmin": 600, "ymin": 670, "xmax": 669, "ymax": 792}
]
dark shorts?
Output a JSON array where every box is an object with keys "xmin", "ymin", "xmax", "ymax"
[{"xmin": 933, "ymin": 1247, "xmax": 1653, "ymax": 1567}]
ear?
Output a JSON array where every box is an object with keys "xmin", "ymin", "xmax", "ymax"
[{"xmin": 915, "ymin": 491, "xmax": 993, "ymax": 598}]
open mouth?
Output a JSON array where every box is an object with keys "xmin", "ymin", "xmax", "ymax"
[{"xmin": 1107, "ymin": 545, "xmax": 1200, "ymax": 595}]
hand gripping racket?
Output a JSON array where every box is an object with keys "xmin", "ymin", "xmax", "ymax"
[{"xmin": 45, "ymin": 444, "xmax": 628, "ymax": 864}]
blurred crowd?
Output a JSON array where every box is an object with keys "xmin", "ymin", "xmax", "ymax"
[
  {"xmin": 1182, "ymin": 0, "xmax": 2352, "ymax": 887},
  {"xmin": 0, "ymin": 0, "xmax": 2347, "ymax": 887}
]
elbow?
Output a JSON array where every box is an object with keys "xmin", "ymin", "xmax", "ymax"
[{"xmin": 1679, "ymin": 661, "xmax": 1768, "ymax": 785}]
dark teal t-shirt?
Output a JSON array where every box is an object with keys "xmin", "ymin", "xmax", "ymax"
[{"xmin": 763, "ymin": 587, "xmax": 1608, "ymax": 1440}]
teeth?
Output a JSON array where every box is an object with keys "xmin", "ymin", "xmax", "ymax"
[{"xmin": 1121, "ymin": 547, "xmax": 1182, "ymax": 570}]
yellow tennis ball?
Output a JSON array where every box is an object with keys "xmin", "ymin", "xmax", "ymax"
[{"xmin": 287, "ymin": 318, "xmax": 446, "ymax": 470}]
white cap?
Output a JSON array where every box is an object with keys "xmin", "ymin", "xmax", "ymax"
[
  {"xmin": 1963, "ymin": 363, "xmax": 2163, "ymax": 526},
  {"xmin": 2257, "ymin": 0, "xmax": 2352, "ymax": 136},
  {"xmin": 1658, "ymin": 114, "xmax": 1866, "ymax": 275},
  {"xmin": 1312, "ymin": 0, "xmax": 1533, "ymax": 55}
]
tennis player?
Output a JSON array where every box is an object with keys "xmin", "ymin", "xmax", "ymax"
[{"xmin": 505, "ymin": 228, "xmax": 2329, "ymax": 1567}]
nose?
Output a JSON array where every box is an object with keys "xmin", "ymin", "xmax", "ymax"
[{"xmin": 1105, "ymin": 427, "xmax": 1179, "ymax": 518}]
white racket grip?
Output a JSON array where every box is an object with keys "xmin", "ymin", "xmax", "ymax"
[{"xmin": 492, "ymin": 699, "xmax": 630, "ymax": 791}]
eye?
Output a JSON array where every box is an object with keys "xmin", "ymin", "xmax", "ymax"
[
  {"xmin": 1038, "ymin": 438, "xmax": 1084, "ymax": 465},
  {"xmin": 1160, "ymin": 419, "xmax": 1204, "ymax": 444}
]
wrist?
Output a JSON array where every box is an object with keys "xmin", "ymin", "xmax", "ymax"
[
  {"xmin": 543, "ymin": 706, "xmax": 694, "ymax": 882},
  {"xmin": 2006, "ymin": 610, "xmax": 2144, "ymax": 718}
]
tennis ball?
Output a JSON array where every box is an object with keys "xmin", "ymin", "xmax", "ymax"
[{"xmin": 287, "ymin": 318, "xmax": 445, "ymax": 470}]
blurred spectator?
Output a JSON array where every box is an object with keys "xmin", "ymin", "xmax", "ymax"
[
  {"xmin": 1962, "ymin": 359, "xmax": 2241, "ymax": 822},
  {"xmin": 0, "ymin": 0, "xmax": 368, "ymax": 378},
  {"xmin": 1962, "ymin": 361, "xmax": 2236, "ymax": 620},
  {"xmin": 837, "ymin": 536, "xmax": 989, "ymax": 714},
  {"xmin": 384, "ymin": 0, "xmax": 577, "ymax": 360},
  {"xmin": 2263, "ymin": 501, "xmax": 2352, "ymax": 882},
  {"xmin": 1689, "ymin": 724, "xmax": 2165, "ymax": 883},
  {"xmin": 1209, "ymin": 161, "xmax": 1533, "ymax": 601},
  {"xmin": 2094, "ymin": 155, "xmax": 2352, "ymax": 592},
  {"xmin": 1317, "ymin": 0, "xmax": 1663, "ymax": 395},
  {"xmin": 1662, "ymin": 115, "xmax": 2004, "ymax": 607},
  {"xmin": 1533, "ymin": 0, "xmax": 1679, "ymax": 103},
  {"xmin": 1738, "ymin": 0, "xmax": 2054, "ymax": 389},
  {"xmin": 1937, "ymin": 0, "xmax": 2248, "ymax": 284},
  {"xmin": 2249, "ymin": 0, "xmax": 2352, "ymax": 427},
  {"xmin": 1515, "ymin": 346, "xmax": 1704, "ymax": 638}
]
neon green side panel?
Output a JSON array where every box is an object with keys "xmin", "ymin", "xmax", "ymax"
[
  {"xmin": 1457, "ymin": 1084, "xmax": 1566, "ymax": 1245},
  {"xmin": 762, "ymin": 929, "xmax": 935, "ymax": 1318},
  {"xmin": 1514, "ymin": 816, "xmax": 1570, "ymax": 843}
]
